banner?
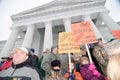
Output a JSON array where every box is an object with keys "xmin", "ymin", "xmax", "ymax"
[
  {"xmin": 112, "ymin": 30, "xmax": 120, "ymax": 39},
  {"xmin": 58, "ymin": 32, "xmax": 80, "ymax": 54},
  {"xmin": 71, "ymin": 21, "xmax": 98, "ymax": 45}
]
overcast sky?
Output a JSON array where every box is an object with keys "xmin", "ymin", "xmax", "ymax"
[{"xmin": 0, "ymin": 0, "xmax": 120, "ymax": 41}]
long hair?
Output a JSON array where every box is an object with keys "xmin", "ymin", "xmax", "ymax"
[
  {"xmin": 107, "ymin": 54, "xmax": 120, "ymax": 80},
  {"xmin": 46, "ymin": 70, "xmax": 66, "ymax": 80}
]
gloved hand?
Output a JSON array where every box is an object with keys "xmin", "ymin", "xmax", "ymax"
[
  {"xmin": 69, "ymin": 73, "xmax": 75, "ymax": 80},
  {"xmin": 92, "ymin": 69, "xmax": 101, "ymax": 77},
  {"xmin": 88, "ymin": 63, "xmax": 96, "ymax": 71},
  {"xmin": 88, "ymin": 63, "xmax": 101, "ymax": 77}
]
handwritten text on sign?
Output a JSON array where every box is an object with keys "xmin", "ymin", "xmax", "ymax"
[
  {"xmin": 112, "ymin": 30, "xmax": 120, "ymax": 39},
  {"xmin": 58, "ymin": 32, "xmax": 80, "ymax": 54},
  {"xmin": 71, "ymin": 21, "xmax": 98, "ymax": 45}
]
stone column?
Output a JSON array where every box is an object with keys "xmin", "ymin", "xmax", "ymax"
[
  {"xmin": 22, "ymin": 24, "xmax": 35, "ymax": 48},
  {"xmin": 95, "ymin": 17, "xmax": 103, "ymax": 27},
  {"xmin": 63, "ymin": 18, "xmax": 71, "ymax": 32},
  {"xmin": 32, "ymin": 29, "xmax": 41, "ymax": 55},
  {"xmin": 83, "ymin": 15, "xmax": 105, "ymax": 41},
  {"xmin": 43, "ymin": 21, "xmax": 53, "ymax": 51},
  {"xmin": 0, "ymin": 27, "xmax": 20, "ymax": 58},
  {"xmin": 100, "ymin": 12, "xmax": 120, "ymax": 30}
]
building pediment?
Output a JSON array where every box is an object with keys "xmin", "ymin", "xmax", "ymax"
[{"xmin": 11, "ymin": 0, "xmax": 105, "ymax": 21}]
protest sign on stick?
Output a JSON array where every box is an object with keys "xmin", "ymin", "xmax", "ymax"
[
  {"xmin": 85, "ymin": 44, "xmax": 92, "ymax": 63},
  {"xmin": 58, "ymin": 32, "xmax": 80, "ymax": 54},
  {"xmin": 71, "ymin": 21, "xmax": 98, "ymax": 63},
  {"xmin": 71, "ymin": 21, "xmax": 98, "ymax": 45},
  {"xmin": 58, "ymin": 32, "xmax": 80, "ymax": 74}
]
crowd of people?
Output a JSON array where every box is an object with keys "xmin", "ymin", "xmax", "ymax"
[{"xmin": 0, "ymin": 38, "xmax": 120, "ymax": 80}]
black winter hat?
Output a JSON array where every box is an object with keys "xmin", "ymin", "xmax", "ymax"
[
  {"xmin": 30, "ymin": 48, "xmax": 35, "ymax": 53},
  {"xmin": 51, "ymin": 60, "xmax": 61, "ymax": 67}
]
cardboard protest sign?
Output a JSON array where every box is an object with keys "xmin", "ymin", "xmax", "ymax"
[
  {"xmin": 112, "ymin": 30, "xmax": 120, "ymax": 39},
  {"xmin": 71, "ymin": 21, "xmax": 98, "ymax": 45},
  {"xmin": 58, "ymin": 32, "xmax": 80, "ymax": 54}
]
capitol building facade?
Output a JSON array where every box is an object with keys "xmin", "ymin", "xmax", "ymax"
[{"xmin": 0, "ymin": 0, "xmax": 120, "ymax": 58}]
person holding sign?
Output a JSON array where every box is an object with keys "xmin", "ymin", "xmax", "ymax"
[
  {"xmin": 64, "ymin": 59, "xmax": 83, "ymax": 80},
  {"xmin": 93, "ymin": 38, "xmax": 108, "ymax": 76},
  {"xmin": 46, "ymin": 60, "xmax": 67, "ymax": 80},
  {"xmin": 80, "ymin": 55, "xmax": 105, "ymax": 80}
]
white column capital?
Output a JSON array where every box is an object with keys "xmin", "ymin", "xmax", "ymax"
[
  {"xmin": 26, "ymin": 24, "xmax": 35, "ymax": 29},
  {"xmin": 99, "ymin": 12, "xmax": 108, "ymax": 17},
  {"xmin": 44, "ymin": 21, "xmax": 53, "ymax": 29},
  {"xmin": 63, "ymin": 17, "xmax": 71, "ymax": 21},
  {"xmin": 82, "ymin": 15, "xmax": 91, "ymax": 21},
  {"xmin": 45, "ymin": 21, "xmax": 52, "ymax": 25}
]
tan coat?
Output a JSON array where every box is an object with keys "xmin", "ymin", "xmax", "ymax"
[
  {"xmin": 46, "ymin": 70, "xmax": 67, "ymax": 80},
  {"xmin": 41, "ymin": 53, "xmax": 68, "ymax": 76},
  {"xmin": 93, "ymin": 45, "xmax": 108, "ymax": 76},
  {"xmin": 41, "ymin": 53, "xmax": 60, "ymax": 75}
]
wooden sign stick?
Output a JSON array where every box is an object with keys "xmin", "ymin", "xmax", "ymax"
[{"xmin": 85, "ymin": 44, "xmax": 92, "ymax": 63}]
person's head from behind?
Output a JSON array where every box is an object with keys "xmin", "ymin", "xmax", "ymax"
[
  {"xmin": 107, "ymin": 54, "xmax": 120, "ymax": 80},
  {"xmin": 30, "ymin": 48, "xmax": 35, "ymax": 55},
  {"xmin": 12, "ymin": 47, "xmax": 29, "ymax": 65},
  {"xmin": 51, "ymin": 45, "xmax": 58, "ymax": 54},
  {"xmin": 80, "ymin": 55, "xmax": 90, "ymax": 65},
  {"xmin": 51, "ymin": 60, "xmax": 61, "ymax": 72}
]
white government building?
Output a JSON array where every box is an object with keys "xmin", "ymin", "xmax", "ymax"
[{"xmin": 0, "ymin": 0, "xmax": 120, "ymax": 58}]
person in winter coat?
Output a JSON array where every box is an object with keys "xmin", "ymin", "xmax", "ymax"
[
  {"xmin": 28, "ymin": 48, "xmax": 39, "ymax": 67},
  {"xmin": 36, "ymin": 48, "xmax": 50, "ymax": 80},
  {"xmin": 0, "ymin": 47, "xmax": 41, "ymax": 80},
  {"xmin": 80, "ymin": 55, "xmax": 105, "ymax": 80},
  {"xmin": 64, "ymin": 60, "xmax": 83, "ymax": 80},
  {"xmin": 41, "ymin": 45, "xmax": 68, "ymax": 77},
  {"xmin": 0, "ymin": 53, "xmax": 13, "ymax": 71},
  {"xmin": 41, "ymin": 45, "xmax": 60, "ymax": 75},
  {"xmin": 93, "ymin": 38, "xmax": 108, "ymax": 76},
  {"xmin": 46, "ymin": 60, "xmax": 67, "ymax": 80}
]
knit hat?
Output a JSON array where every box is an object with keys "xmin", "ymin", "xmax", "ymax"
[
  {"xmin": 30, "ymin": 48, "xmax": 35, "ymax": 53},
  {"xmin": 17, "ymin": 47, "xmax": 29, "ymax": 54},
  {"xmin": 51, "ymin": 60, "xmax": 61, "ymax": 68}
]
